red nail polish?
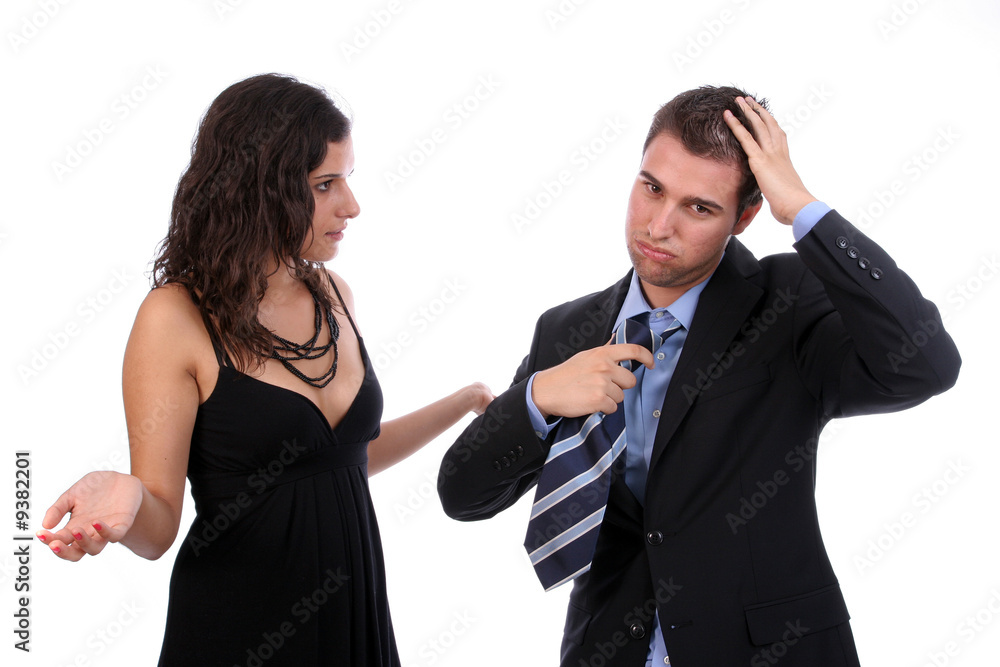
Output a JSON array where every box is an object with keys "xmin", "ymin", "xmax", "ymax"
[
  {"xmin": 37, "ymin": 534, "xmax": 47, "ymax": 543},
  {"xmin": 73, "ymin": 532, "xmax": 83, "ymax": 541},
  {"xmin": 52, "ymin": 546, "xmax": 61, "ymax": 554},
  {"xmin": 93, "ymin": 523, "xmax": 103, "ymax": 532}
]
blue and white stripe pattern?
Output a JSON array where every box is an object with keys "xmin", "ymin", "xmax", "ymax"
[{"xmin": 524, "ymin": 315, "xmax": 681, "ymax": 591}]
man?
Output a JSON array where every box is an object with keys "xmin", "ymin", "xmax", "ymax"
[{"xmin": 437, "ymin": 86, "xmax": 961, "ymax": 666}]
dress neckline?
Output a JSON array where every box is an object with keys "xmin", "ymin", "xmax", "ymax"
[
  {"xmin": 202, "ymin": 273, "xmax": 371, "ymax": 435},
  {"xmin": 215, "ymin": 339, "xmax": 372, "ymax": 436}
]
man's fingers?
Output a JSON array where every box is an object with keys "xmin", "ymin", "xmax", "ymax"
[
  {"xmin": 609, "ymin": 372, "xmax": 631, "ymax": 399},
  {"xmin": 606, "ymin": 343, "xmax": 655, "ymax": 369},
  {"xmin": 737, "ymin": 96, "xmax": 769, "ymax": 130},
  {"xmin": 723, "ymin": 107, "xmax": 760, "ymax": 155},
  {"xmin": 598, "ymin": 396, "xmax": 620, "ymax": 415},
  {"xmin": 735, "ymin": 97, "xmax": 773, "ymax": 148},
  {"xmin": 743, "ymin": 96, "xmax": 782, "ymax": 133},
  {"xmin": 736, "ymin": 97, "xmax": 788, "ymax": 152}
]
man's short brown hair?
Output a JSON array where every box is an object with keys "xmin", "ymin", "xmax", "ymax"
[{"xmin": 643, "ymin": 85, "xmax": 767, "ymax": 219}]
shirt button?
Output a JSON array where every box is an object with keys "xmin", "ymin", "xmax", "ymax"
[
  {"xmin": 664, "ymin": 658, "xmax": 671, "ymax": 665},
  {"xmin": 655, "ymin": 312, "xmax": 664, "ymax": 318},
  {"xmin": 656, "ymin": 352, "xmax": 665, "ymax": 361},
  {"xmin": 652, "ymin": 409, "xmax": 661, "ymax": 418},
  {"xmin": 535, "ymin": 431, "xmax": 544, "ymax": 439}
]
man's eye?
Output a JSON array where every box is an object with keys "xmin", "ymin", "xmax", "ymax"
[
  {"xmin": 693, "ymin": 204, "xmax": 709, "ymax": 214},
  {"xmin": 646, "ymin": 182, "xmax": 661, "ymax": 194}
]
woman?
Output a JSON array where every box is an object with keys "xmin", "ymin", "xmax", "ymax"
[{"xmin": 36, "ymin": 73, "xmax": 493, "ymax": 665}]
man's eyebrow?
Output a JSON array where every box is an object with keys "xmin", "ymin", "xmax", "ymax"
[
  {"xmin": 682, "ymin": 195, "xmax": 724, "ymax": 211},
  {"xmin": 638, "ymin": 170, "xmax": 724, "ymax": 211},
  {"xmin": 638, "ymin": 170, "xmax": 663, "ymax": 188}
]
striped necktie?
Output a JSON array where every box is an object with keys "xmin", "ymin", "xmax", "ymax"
[{"xmin": 524, "ymin": 313, "xmax": 682, "ymax": 591}]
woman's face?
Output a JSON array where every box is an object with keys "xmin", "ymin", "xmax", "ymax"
[{"xmin": 302, "ymin": 136, "xmax": 360, "ymax": 263}]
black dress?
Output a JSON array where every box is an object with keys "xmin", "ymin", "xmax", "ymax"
[{"xmin": 158, "ymin": 293, "xmax": 399, "ymax": 666}]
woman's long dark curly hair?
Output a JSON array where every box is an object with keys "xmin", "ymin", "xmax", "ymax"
[{"xmin": 152, "ymin": 73, "xmax": 352, "ymax": 373}]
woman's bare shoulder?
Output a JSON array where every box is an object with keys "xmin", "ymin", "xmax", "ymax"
[
  {"xmin": 128, "ymin": 283, "xmax": 214, "ymax": 371},
  {"xmin": 324, "ymin": 268, "xmax": 356, "ymax": 314},
  {"xmin": 136, "ymin": 282, "xmax": 205, "ymax": 328}
]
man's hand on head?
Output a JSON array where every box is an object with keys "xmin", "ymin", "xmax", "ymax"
[{"xmin": 723, "ymin": 96, "xmax": 818, "ymax": 226}]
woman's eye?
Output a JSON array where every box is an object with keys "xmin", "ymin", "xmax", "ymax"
[{"xmin": 317, "ymin": 180, "xmax": 332, "ymax": 192}]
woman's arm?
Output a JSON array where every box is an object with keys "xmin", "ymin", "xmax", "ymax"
[
  {"xmin": 368, "ymin": 383, "xmax": 494, "ymax": 475},
  {"xmin": 324, "ymin": 269, "xmax": 495, "ymax": 476},
  {"xmin": 37, "ymin": 285, "xmax": 203, "ymax": 561}
]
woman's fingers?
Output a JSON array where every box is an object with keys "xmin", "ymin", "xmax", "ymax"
[
  {"xmin": 42, "ymin": 538, "xmax": 88, "ymax": 562},
  {"xmin": 37, "ymin": 519, "xmax": 114, "ymax": 558}
]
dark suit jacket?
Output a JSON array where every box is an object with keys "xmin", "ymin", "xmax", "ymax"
[{"xmin": 438, "ymin": 211, "xmax": 961, "ymax": 666}]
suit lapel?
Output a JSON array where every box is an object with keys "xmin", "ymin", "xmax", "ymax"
[
  {"xmin": 547, "ymin": 272, "xmax": 632, "ymax": 364},
  {"xmin": 648, "ymin": 237, "xmax": 764, "ymax": 473}
]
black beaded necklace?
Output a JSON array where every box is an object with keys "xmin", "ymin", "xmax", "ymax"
[{"xmin": 268, "ymin": 290, "xmax": 339, "ymax": 388}]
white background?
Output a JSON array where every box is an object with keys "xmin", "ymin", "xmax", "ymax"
[{"xmin": 3, "ymin": 0, "xmax": 999, "ymax": 665}]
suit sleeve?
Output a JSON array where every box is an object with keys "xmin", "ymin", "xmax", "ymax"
[
  {"xmin": 791, "ymin": 209, "xmax": 961, "ymax": 418},
  {"xmin": 437, "ymin": 316, "xmax": 553, "ymax": 521}
]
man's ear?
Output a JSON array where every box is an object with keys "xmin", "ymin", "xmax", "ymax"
[{"xmin": 733, "ymin": 201, "xmax": 762, "ymax": 236}]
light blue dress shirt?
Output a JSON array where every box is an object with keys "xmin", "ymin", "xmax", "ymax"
[{"xmin": 525, "ymin": 202, "xmax": 830, "ymax": 665}]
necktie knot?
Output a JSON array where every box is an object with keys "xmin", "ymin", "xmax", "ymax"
[{"xmin": 614, "ymin": 313, "xmax": 681, "ymax": 372}]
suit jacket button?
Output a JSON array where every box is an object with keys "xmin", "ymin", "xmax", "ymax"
[
  {"xmin": 847, "ymin": 246, "xmax": 860, "ymax": 259},
  {"xmin": 629, "ymin": 622, "xmax": 646, "ymax": 639},
  {"xmin": 836, "ymin": 236, "xmax": 849, "ymax": 249},
  {"xmin": 858, "ymin": 257, "xmax": 871, "ymax": 270},
  {"xmin": 646, "ymin": 530, "xmax": 664, "ymax": 546},
  {"xmin": 870, "ymin": 267, "xmax": 883, "ymax": 280}
]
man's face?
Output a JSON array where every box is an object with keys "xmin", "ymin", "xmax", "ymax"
[{"xmin": 625, "ymin": 132, "xmax": 759, "ymax": 308}]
